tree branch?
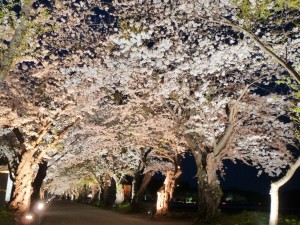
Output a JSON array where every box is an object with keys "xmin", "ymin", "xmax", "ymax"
[
  {"xmin": 272, "ymin": 157, "xmax": 300, "ymax": 189},
  {"xmin": 31, "ymin": 104, "xmax": 69, "ymax": 149},
  {"xmin": 0, "ymin": 0, "xmax": 36, "ymax": 83},
  {"xmin": 214, "ymin": 85, "xmax": 249, "ymax": 156},
  {"xmin": 35, "ymin": 117, "xmax": 81, "ymax": 163},
  {"xmin": 195, "ymin": 15, "xmax": 300, "ymax": 83}
]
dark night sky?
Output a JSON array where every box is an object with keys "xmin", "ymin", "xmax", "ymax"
[{"xmin": 180, "ymin": 154, "xmax": 300, "ymax": 195}]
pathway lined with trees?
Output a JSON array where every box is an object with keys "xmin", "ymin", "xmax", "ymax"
[
  {"xmin": 40, "ymin": 200, "xmax": 189, "ymax": 225},
  {"xmin": 0, "ymin": 1, "xmax": 299, "ymax": 225}
]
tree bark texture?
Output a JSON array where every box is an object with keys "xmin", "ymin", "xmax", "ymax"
[
  {"xmin": 203, "ymin": 153, "xmax": 222, "ymax": 218},
  {"xmin": 9, "ymin": 151, "xmax": 37, "ymax": 213},
  {"xmin": 155, "ymin": 170, "xmax": 178, "ymax": 216},
  {"xmin": 184, "ymin": 134, "xmax": 222, "ymax": 218},
  {"xmin": 194, "ymin": 151, "xmax": 222, "ymax": 218}
]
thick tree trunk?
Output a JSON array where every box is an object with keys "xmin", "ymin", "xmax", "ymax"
[
  {"xmin": 115, "ymin": 183, "xmax": 125, "ymax": 205},
  {"xmin": 103, "ymin": 183, "xmax": 110, "ymax": 206},
  {"xmin": 195, "ymin": 159, "xmax": 207, "ymax": 218},
  {"xmin": 156, "ymin": 170, "xmax": 176, "ymax": 216},
  {"xmin": 9, "ymin": 151, "xmax": 37, "ymax": 213},
  {"xmin": 131, "ymin": 171, "xmax": 153, "ymax": 211},
  {"xmin": 31, "ymin": 160, "xmax": 48, "ymax": 206},
  {"xmin": 203, "ymin": 153, "xmax": 222, "ymax": 218},
  {"xmin": 133, "ymin": 171, "xmax": 143, "ymax": 199},
  {"xmin": 190, "ymin": 150, "xmax": 222, "ymax": 218},
  {"xmin": 103, "ymin": 173, "xmax": 115, "ymax": 206},
  {"xmin": 184, "ymin": 134, "xmax": 222, "ymax": 219}
]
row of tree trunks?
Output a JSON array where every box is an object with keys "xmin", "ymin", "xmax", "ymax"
[
  {"xmin": 9, "ymin": 151, "xmax": 219, "ymax": 219},
  {"xmin": 8, "ymin": 142, "xmax": 219, "ymax": 219}
]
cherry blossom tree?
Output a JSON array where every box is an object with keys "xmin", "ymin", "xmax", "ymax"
[
  {"xmin": 0, "ymin": 0, "xmax": 117, "ymax": 214},
  {"xmin": 0, "ymin": 84, "xmax": 80, "ymax": 213},
  {"xmin": 107, "ymin": 0, "xmax": 298, "ymax": 218},
  {"xmin": 45, "ymin": 163, "xmax": 95, "ymax": 201},
  {"xmin": 0, "ymin": 1, "xmax": 298, "ymax": 222},
  {"xmin": 216, "ymin": 2, "xmax": 300, "ymax": 224},
  {"xmin": 47, "ymin": 93, "xmax": 187, "ymax": 211},
  {"xmin": 193, "ymin": 0, "xmax": 300, "ymax": 82}
]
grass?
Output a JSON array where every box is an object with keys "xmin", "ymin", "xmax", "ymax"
[
  {"xmin": 115, "ymin": 202, "xmax": 132, "ymax": 213},
  {"xmin": 0, "ymin": 207, "xmax": 14, "ymax": 225},
  {"xmin": 192, "ymin": 211, "xmax": 300, "ymax": 225},
  {"xmin": 78, "ymin": 200, "xmax": 300, "ymax": 225}
]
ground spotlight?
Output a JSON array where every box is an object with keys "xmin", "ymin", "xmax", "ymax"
[
  {"xmin": 25, "ymin": 214, "xmax": 33, "ymax": 220},
  {"xmin": 37, "ymin": 202, "xmax": 44, "ymax": 210},
  {"xmin": 22, "ymin": 213, "xmax": 34, "ymax": 224}
]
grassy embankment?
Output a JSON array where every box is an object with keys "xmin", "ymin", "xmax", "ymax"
[
  {"xmin": 191, "ymin": 211, "xmax": 300, "ymax": 225},
  {"xmin": 0, "ymin": 207, "xmax": 14, "ymax": 225}
]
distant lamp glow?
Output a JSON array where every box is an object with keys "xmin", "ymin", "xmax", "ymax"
[
  {"xmin": 37, "ymin": 202, "xmax": 44, "ymax": 210},
  {"xmin": 24, "ymin": 213, "xmax": 33, "ymax": 220}
]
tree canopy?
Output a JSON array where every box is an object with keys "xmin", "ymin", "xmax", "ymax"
[{"xmin": 0, "ymin": 0, "xmax": 299, "ymax": 220}]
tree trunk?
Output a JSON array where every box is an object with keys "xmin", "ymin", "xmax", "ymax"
[
  {"xmin": 31, "ymin": 160, "xmax": 48, "ymax": 207},
  {"xmin": 184, "ymin": 134, "xmax": 222, "ymax": 218},
  {"xmin": 115, "ymin": 183, "xmax": 124, "ymax": 205},
  {"xmin": 194, "ymin": 156, "xmax": 207, "ymax": 218},
  {"xmin": 191, "ymin": 151, "xmax": 222, "ymax": 218},
  {"xmin": 203, "ymin": 153, "xmax": 222, "ymax": 218},
  {"xmin": 269, "ymin": 158, "xmax": 300, "ymax": 225},
  {"xmin": 103, "ymin": 173, "xmax": 113, "ymax": 206},
  {"xmin": 132, "ymin": 170, "xmax": 143, "ymax": 199},
  {"xmin": 98, "ymin": 185, "xmax": 101, "ymax": 202},
  {"xmin": 90, "ymin": 184, "xmax": 98, "ymax": 203},
  {"xmin": 156, "ymin": 170, "xmax": 177, "ymax": 216},
  {"xmin": 131, "ymin": 171, "xmax": 153, "ymax": 211},
  {"xmin": 90, "ymin": 184, "xmax": 101, "ymax": 203},
  {"xmin": 269, "ymin": 185, "xmax": 279, "ymax": 225},
  {"xmin": 132, "ymin": 147, "xmax": 152, "ymax": 199},
  {"xmin": 9, "ymin": 151, "xmax": 37, "ymax": 213}
]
